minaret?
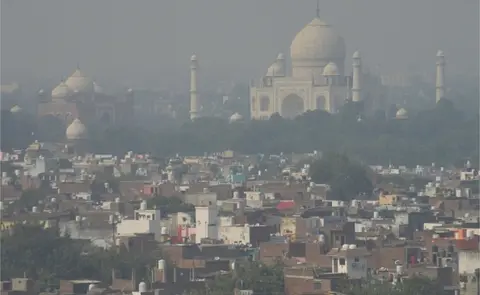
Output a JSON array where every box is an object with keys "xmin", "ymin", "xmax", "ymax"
[
  {"xmin": 352, "ymin": 51, "xmax": 362, "ymax": 102},
  {"xmin": 436, "ymin": 50, "xmax": 445, "ymax": 103},
  {"xmin": 190, "ymin": 54, "xmax": 199, "ymax": 121}
]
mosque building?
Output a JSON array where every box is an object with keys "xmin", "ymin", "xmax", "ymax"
[
  {"xmin": 248, "ymin": 6, "xmax": 359, "ymax": 120},
  {"xmin": 37, "ymin": 66, "xmax": 134, "ymax": 128}
]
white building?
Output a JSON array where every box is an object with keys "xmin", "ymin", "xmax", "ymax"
[
  {"xmin": 195, "ymin": 203, "xmax": 218, "ymax": 243},
  {"xmin": 327, "ymin": 245, "xmax": 370, "ymax": 279},
  {"xmin": 218, "ymin": 224, "xmax": 269, "ymax": 245},
  {"xmin": 116, "ymin": 201, "xmax": 163, "ymax": 241},
  {"xmin": 249, "ymin": 7, "xmax": 363, "ymax": 119}
]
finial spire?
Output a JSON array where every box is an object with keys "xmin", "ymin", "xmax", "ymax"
[{"xmin": 316, "ymin": 0, "xmax": 320, "ymax": 17}]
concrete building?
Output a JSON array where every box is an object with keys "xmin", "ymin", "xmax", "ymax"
[
  {"xmin": 116, "ymin": 201, "xmax": 163, "ymax": 241},
  {"xmin": 195, "ymin": 202, "xmax": 218, "ymax": 243}
]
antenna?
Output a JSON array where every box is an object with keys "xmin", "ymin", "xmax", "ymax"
[{"xmin": 316, "ymin": 0, "xmax": 320, "ymax": 17}]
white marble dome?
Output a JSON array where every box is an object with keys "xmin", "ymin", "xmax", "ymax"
[
  {"xmin": 65, "ymin": 68, "xmax": 94, "ymax": 93},
  {"xmin": 290, "ymin": 17, "xmax": 346, "ymax": 71},
  {"xmin": 10, "ymin": 105, "xmax": 22, "ymax": 113},
  {"xmin": 229, "ymin": 112, "xmax": 244, "ymax": 122},
  {"xmin": 323, "ymin": 62, "xmax": 339, "ymax": 76},
  {"xmin": 51, "ymin": 81, "xmax": 71, "ymax": 99},
  {"xmin": 66, "ymin": 118, "xmax": 88, "ymax": 140},
  {"xmin": 396, "ymin": 108, "xmax": 408, "ymax": 119}
]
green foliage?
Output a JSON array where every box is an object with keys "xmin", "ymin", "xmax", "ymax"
[
  {"xmin": 1, "ymin": 99, "xmax": 477, "ymax": 168},
  {"xmin": 310, "ymin": 153, "xmax": 373, "ymax": 200},
  {"xmin": 341, "ymin": 276, "xmax": 448, "ymax": 295},
  {"xmin": 1, "ymin": 224, "xmax": 155, "ymax": 291},
  {"xmin": 147, "ymin": 196, "xmax": 194, "ymax": 215},
  {"xmin": 188, "ymin": 261, "xmax": 284, "ymax": 295}
]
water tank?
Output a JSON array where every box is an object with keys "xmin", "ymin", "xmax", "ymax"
[
  {"xmin": 233, "ymin": 191, "xmax": 240, "ymax": 199},
  {"xmin": 32, "ymin": 206, "xmax": 38, "ymax": 213},
  {"xmin": 230, "ymin": 260, "xmax": 236, "ymax": 270},
  {"xmin": 348, "ymin": 244, "xmax": 357, "ymax": 249},
  {"xmin": 140, "ymin": 200, "xmax": 148, "ymax": 210},
  {"xmin": 306, "ymin": 187, "xmax": 312, "ymax": 193},
  {"xmin": 455, "ymin": 189, "xmax": 463, "ymax": 198},
  {"xmin": 88, "ymin": 284, "xmax": 96, "ymax": 291},
  {"xmin": 158, "ymin": 259, "xmax": 166, "ymax": 270},
  {"xmin": 160, "ymin": 227, "xmax": 168, "ymax": 235},
  {"xmin": 14, "ymin": 170, "xmax": 20, "ymax": 176},
  {"xmin": 396, "ymin": 265, "xmax": 404, "ymax": 275},
  {"xmin": 309, "ymin": 182, "xmax": 315, "ymax": 188},
  {"xmin": 115, "ymin": 197, "xmax": 121, "ymax": 203},
  {"xmin": 318, "ymin": 234, "xmax": 325, "ymax": 243},
  {"xmin": 51, "ymin": 197, "xmax": 57, "ymax": 203},
  {"xmin": 373, "ymin": 211, "xmax": 379, "ymax": 219},
  {"xmin": 467, "ymin": 230, "xmax": 475, "ymax": 239},
  {"xmin": 341, "ymin": 244, "xmax": 349, "ymax": 250},
  {"xmin": 138, "ymin": 282, "xmax": 147, "ymax": 293},
  {"xmin": 203, "ymin": 187, "xmax": 210, "ymax": 193},
  {"xmin": 75, "ymin": 216, "xmax": 82, "ymax": 222},
  {"xmin": 109, "ymin": 215, "xmax": 115, "ymax": 224}
]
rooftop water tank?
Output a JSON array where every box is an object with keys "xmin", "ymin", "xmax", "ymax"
[
  {"xmin": 318, "ymin": 234, "xmax": 325, "ymax": 243},
  {"xmin": 396, "ymin": 265, "xmax": 404, "ymax": 275},
  {"xmin": 160, "ymin": 227, "xmax": 168, "ymax": 235},
  {"xmin": 140, "ymin": 200, "xmax": 148, "ymax": 210},
  {"xmin": 158, "ymin": 259, "xmax": 166, "ymax": 270},
  {"xmin": 341, "ymin": 244, "xmax": 349, "ymax": 250},
  {"xmin": 32, "ymin": 206, "xmax": 38, "ymax": 213},
  {"xmin": 348, "ymin": 244, "xmax": 357, "ymax": 249},
  {"xmin": 88, "ymin": 284, "xmax": 96, "ymax": 291},
  {"xmin": 138, "ymin": 282, "xmax": 147, "ymax": 293}
]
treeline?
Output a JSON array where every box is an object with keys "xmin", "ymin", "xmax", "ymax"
[{"xmin": 2, "ymin": 99, "xmax": 478, "ymax": 167}]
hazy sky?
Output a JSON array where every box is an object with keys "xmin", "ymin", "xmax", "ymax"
[{"xmin": 1, "ymin": 0, "xmax": 478, "ymax": 90}]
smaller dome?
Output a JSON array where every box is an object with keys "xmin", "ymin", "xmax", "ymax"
[
  {"xmin": 323, "ymin": 62, "xmax": 339, "ymax": 76},
  {"xmin": 38, "ymin": 89, "xmax": 45, "ymax": 95},
  {"xmin": 51, "ymin": 81, "xmax": 71, "ymax": 99},
  {"xmin": 93, "ymin": 81, "xmax": 104, "ymax": 94},
  {"xmin": 396, "ymin": 108, "xmax": 408, "ymax": 119},
  {"xmin": 229, "ymin": 112, "xmax": 243, "ymax": 122},
  {"xmin": 65, "ymin": 68, "xmax": 94, "ymax": 93},
  {"xmin": 191, "ymin": 54, "xmax": 197, "ymax": 61},
  {"xmin": 277, "ymin": 53, "xmax": 285, "ymax": 60},
  {"xmin": 353, "ymin": 51, "xmax": 361, "ymax": 59},
  {"xmin": 10, "ymin": 105, "xmax": 22, "ymax": 113},
  {"xmin": 66, "ymin": 118, "xmax": 88, "ymax": 140},
  {"xmin": 437, "ymin": 50, "xmax": 444, "ymax": 57}
]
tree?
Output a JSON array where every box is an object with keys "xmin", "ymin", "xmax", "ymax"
[
  {"xmin": 146, "ymin": 196, "xmax": 194, "ymax": 215},
  {"xmin": 310, "ymin": 153, "xmax": 373, "ymax": 200},
  {"xmin": 341, "ymin": 276, "xmax": 448, "ymax": 295}
]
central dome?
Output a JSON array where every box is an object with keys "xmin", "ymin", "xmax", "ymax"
[
  {"xmin": 290, "ymin": 17, "xmax": 346, "ymax": 78},
  {"xmin": 65, "ymin": 68, "xmax": 94, "ymax": 93}
]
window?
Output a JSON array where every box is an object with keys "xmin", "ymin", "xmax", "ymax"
[
  {"xmin": 260, "ymin": 96, "xmax": 270, "ymax": 111},
  {"xmin": 354, "ymin": 257, "xmax": 360, "ymax": 262},
  {"xmin": 339, "ymin": 258, "xmax": 346, "ymax": 265},
  {"xmin": 313, "ymin": 282, "xmax": 322, "ymax": 290}
]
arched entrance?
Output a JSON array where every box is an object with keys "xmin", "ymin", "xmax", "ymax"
[
  {"xmin": 281, "ymin": 94, "xmax": 304, "ymax": 119},
  {"xmin": 316, "ymin": 96, "xmax": 326, "ymax": 111}
]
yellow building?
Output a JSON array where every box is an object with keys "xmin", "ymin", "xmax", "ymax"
[{"xmin": 378, "ymin": 193, "xmax": 405, "ymax": 205}]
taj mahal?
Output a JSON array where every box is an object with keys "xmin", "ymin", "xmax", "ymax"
[
  {"xmin": 185, "ymin": 4, "xmax": 446, "ymax": 121},
  {"xmin": 249, "ymin": 7, "xmax": 361, "ymax": 120}
]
